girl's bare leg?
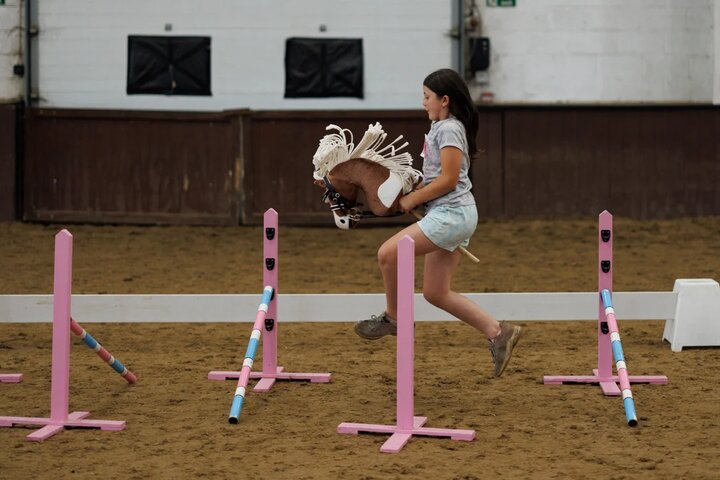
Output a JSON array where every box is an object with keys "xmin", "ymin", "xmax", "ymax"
[
  {"xmin": 377, "ymin": 224, "xmax": 520, "ymax": 376},
  {"xmin": 422, "ymin": 246, "xmax": 502, "ymax": 339},
  {"xmin": 377, "ymin": 223, "xmax": 439, "ymax": 320}
]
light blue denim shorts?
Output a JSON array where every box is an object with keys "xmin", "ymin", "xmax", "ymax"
[{"xmin": 417, "ymin": 204, "xmax": 478, "ymax": 252}]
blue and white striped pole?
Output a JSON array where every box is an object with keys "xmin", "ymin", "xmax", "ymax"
[
  {"xmin": 600, "ymin": 289, "xmax": 638, "ymax": 427},
  {"xmin": 228, "ymin": 286, "xmax": 274, "ymax": 423}
]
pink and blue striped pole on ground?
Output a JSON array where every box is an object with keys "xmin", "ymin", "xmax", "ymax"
[
  {"xmin": 70, "ymin": 318, "xmax": 137, "ymax": 384},
  {"xmin": 600, "ymin": 289, "xmax": 638, "ymax": 427},
  {"xmin": 228, "ymin": 285, "xmax": 274, "ymax": 424}
]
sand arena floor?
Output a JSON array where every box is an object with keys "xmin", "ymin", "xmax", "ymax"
[{"xmin": 0, "ymin": 217, "xmax": 719, "ymax": 479}]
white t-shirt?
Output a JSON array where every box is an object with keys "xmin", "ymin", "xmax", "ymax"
[{"xmin": 421, "ymin": 116, "xmax": 475, "ymax": 208}]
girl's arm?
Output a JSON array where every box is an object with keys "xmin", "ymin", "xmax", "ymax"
[{"xmin": 399, "ymin": 146, "xmax": 462, "ymax": 212}]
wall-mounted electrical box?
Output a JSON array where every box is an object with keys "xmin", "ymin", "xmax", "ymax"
[{"xmin": 470, "ymin": 37, "xmax": 490, "ymax": 71}]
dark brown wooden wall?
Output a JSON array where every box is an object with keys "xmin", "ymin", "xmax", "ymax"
[
  {"xmin": 23, "ymin": 109, "xmax": 245, "ymax": 225},
  {"xmin": 497, "ymin": 107, "xmax": 720, "ymax": 218},
  {"xmin": 13, "ymin": 106, "xmax": 720, "ymax": 225},
  {"xmin": 0, "ymin": 104, "xmax": 19, "ymax": 221}
]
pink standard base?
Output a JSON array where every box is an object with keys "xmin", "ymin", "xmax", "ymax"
[
  {"xmin": 544, "ymin": 370, "xmax": 668, "ymax": 396},
  {"xmin": 0, "ymin": 230, "xmax": 127, "ymax": 441},
  {"xmin": 337, "ymin": 236, "xmax": 476, "ymax": 453},
  {"xmin": 208, "ymin": 367, "xmax": 330, "ymax": 392},
  {"xmin": 0, "ymin": 412, "xmax": 125, "ymax": 442},
  {"xmin": 338, "ymin": 416, "xmax": 475, "ymax": 454}
]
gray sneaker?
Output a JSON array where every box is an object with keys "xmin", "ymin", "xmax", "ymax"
[
  {"xmin": 489, "ymin": 321, "xmax": 522, "ymax": 377},
  {"xmin": 354, "ymin": 312, "xmax": 397, "ymax": 340}
]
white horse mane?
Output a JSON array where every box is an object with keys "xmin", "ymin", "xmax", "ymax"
[{"xmin": 312, "ymin": 122, "xmax": 422, "ymax": 194}]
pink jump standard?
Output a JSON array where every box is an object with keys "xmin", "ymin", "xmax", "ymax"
[
  {"xmin": 543, "ymin": 211, "xmax": 667, "ymax": 425},
  {"xmin": 338, "ymin": 235, "xmax": 476, "ymax": 453},
  {"xmin": 0, "ymin": 230, "xmax": 131, "ymax": 441},
  {"xmin": 0, "ymin": 374, "xmax": 22, "ymax": 383},
  {"xmin": 209, "ymin": 209, "xmax": 330, "ymax": 419}
]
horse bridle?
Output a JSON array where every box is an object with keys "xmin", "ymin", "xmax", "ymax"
[
  {"xmin": 321, "ymin": 174, "xmax": 409, "ymax": 229},
  {"xmin": 321, "ymin": 176, "xmax": 375, "ymax": 229}
]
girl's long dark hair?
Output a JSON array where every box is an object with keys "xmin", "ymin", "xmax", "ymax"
[{"xmin": 423, "ymin": 68, "xmax": 478, "ymax": 156}]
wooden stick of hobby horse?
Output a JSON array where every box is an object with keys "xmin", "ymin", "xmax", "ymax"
[{"xmin": 410, "ymin": 210, "xmax": 480, "ymax": 264}]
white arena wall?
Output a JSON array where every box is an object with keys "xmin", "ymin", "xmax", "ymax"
[
  {"xmin": 478, "ymin": 0, "xmax": 716, "ymax": 104},
  {"xmin": 0, "ymin": 0, "xmax": 23, "ymax": 102},
  {"xmin": 715, "ymin": 0, "xmax": 720, "ymax": 104},
  {"xmin": 34, "ymin": 0, "xmax": 456, "ymax": 110},
  {"xmin": 2, "ymin": 0, "xmax": 719, "ymax": 108}
]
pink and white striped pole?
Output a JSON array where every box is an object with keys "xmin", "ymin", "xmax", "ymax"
[
  {"xmin": 338, "ymin": 235, "xmax": 475, "ymax": 453},
  {"xmin": 0, "ymin": 230, "xmax": 128, "ymax": 441}
]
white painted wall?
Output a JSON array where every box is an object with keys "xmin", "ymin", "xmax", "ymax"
[
  {"xmin": 714, "ymin": 0, "xmax": 720, "ymax": 104},
  {"xmin": 477, "ymin": 0, "xmax": 715, "ymax": 104},
  {"xmin": 0, "ymin": 0, "xmax": 23, "ymax": 103},
  {"xmin": 36, "ymin": 0, "xmax": 455, "ymax": 111},
  {"xmin": 3, "ymin": 1, "xmax": 717, "ymax": 108}
]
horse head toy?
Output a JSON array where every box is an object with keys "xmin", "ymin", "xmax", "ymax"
[
  {"xmin": 312, "ymin": 122, "xmax": 481, "ymax": 263},
  {"xmin": 312, "ymin": 122, "xmax": 423, "ymax": 229}
]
